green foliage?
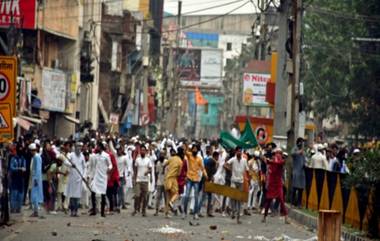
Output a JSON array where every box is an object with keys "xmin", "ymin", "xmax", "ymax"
[
  {"xmin": 344, "ymin": 148, "xmax": 380, "ymax": 187},
  {"xmin": 303, "ymin": 0, "xmax": 380, "ymax": 137}
]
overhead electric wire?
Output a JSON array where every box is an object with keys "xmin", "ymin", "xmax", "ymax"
[
  {"xmin": 32, "ymin": 0, "xmax": 253, "ymax": 68},
  {"xmin": 18, "ymin": 0, "xmax": 246, "ymax": 24}
]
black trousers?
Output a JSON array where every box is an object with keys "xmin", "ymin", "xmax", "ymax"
[
  {"xmin": 91, "ymin": 192, "xmax": 106, "ymax": 216},
  {"xmin": 106, "ymin": 182, "xmax": 119, "ymax": 212},
  {"xmin": 291, "ymin": 187, "xmax": 303, "ymax": 207}
]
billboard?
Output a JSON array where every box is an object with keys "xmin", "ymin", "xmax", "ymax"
[
  {"xmin": 184, "ymin": 32, "xmax": 219, "ymax": 48},
  {"xmin": 243, "ymin": 72, "xmax": 271, "ymax": 106},
  {"xmin": 175, "ymin": 48, "xmax": 201, "ymax": 83},
  {"xmin": 41, "ymin": 68, "xmax": 67, "ymax": 112},
  {"xmin": 0, "ymin": 0, "xmax": 36, "ymax": 29},
  {"xmin": 201, "ymin": 49, "xmax": 222, "ymax": 87},
  {"xmin": 167, "ymin": 48, "xmax": 222, "ymax": 87}
]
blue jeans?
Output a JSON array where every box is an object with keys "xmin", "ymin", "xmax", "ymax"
[
  {"xmin": 198, "ymin": 191, "xmax": 213, "ymax": 214},
  {"xmin": 117, "ymin": 177, "xmax": 126, "ymax": 208},
  {"xmin": 183, "ymin": 180, "xmax": 200, "ymax": 215},
  {"xmin": 10, "ymin": 189, "xmax": 24, "ymax": 212}
]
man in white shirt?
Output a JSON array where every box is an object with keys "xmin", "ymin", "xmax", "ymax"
[
  {"xmin": 154, "ymin": 150, "xmax": 167, "ymax": 216},
  {"xmin": 125, "ymin": 144, "xmax": 134, "ymax": 206},
  {"xmin": 65, "ymin": 142, "xmax": 86, "ymax": 217},
  {"xmin": 89, "ymin": 143, "xmax": 112, "ymax": 217},
  {"xmin": 224, "ymin": 146, "xmax": 248, "ymax": 224},
  {"xmin": 311, "ymin": 144, "xmax": 329, "ymax": 170},
  {"xmin": 132, "ymin": 145, "xmax": 152, "ymax": 217}
]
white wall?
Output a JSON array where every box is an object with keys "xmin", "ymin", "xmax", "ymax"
[{"xmin": 218, "ymin": 34, "xmax": 250, "ymax": 74}]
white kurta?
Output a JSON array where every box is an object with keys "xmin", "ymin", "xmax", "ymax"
[
  {"xmin": 90, "ymin": 151, "xmax": 112, "ymax": 195},
  {"xmin": 65, "ymin": 152, "xmax": 86, "ymax": 198},
  {"xmin": 57, "ymin": 152, "xmax": 70, "ymax": 193},
  {"xmin": 125, "ymin": 150, "xmax": 134, "ymax": 189},
  {"xmin": 148, "ymin": 152, "xmax": 157, "ymax": 192}
]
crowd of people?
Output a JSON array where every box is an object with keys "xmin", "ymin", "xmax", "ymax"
[{"xmin": 0, "ymin": 131, "xmax": 362, "ymax": 225}]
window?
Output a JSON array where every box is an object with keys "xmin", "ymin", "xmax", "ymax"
[
  {"xmin": 226, "ymin": 42, "xmax": 232, "ymax": 51},
  {"xmin": 226, "ymin": 58, "xmax": 233, "ymax": 67}
]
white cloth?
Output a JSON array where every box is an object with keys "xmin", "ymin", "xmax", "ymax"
[
  {"xmin": 311, "ymin": 152, "xmax": 329, "ymax": 170},
  {"xmin": 125, "ymin": 150, "xmax": 134, "ymax": 188},
  {"xmin": 135, "ymin": 156, "xmax": 152, "ymax": 183},
  {"xmin": 227, "ymin": 156, "xmax": 248, "ymax": 183},
  {"xmin": 231, "ymin": 128, "xmax": 241, "ymax": 139},
  {"xmin": 65, "ymin": 152, "xmax": 86, "ymax": 198},
  {"xmin": 90, "ymin": 151, "xmax": 112, "ymax": 195},
  {"xmin": 149, "ymin": 152, "xmax": 157, "ymax": 191},
  {"xmin": 56, "ymin": 152, "xmax": 70, "ymax": 193},
  {"xmin": 87, "ymin": 153, "xmax": 97, "ymax": 180},
  {"xmin": 116, "ymin": 155, "xmax": 128, "ymax": 177},
  {"xmin": 214, "ymin": 151, "xmax": 227, "ymax": 185},
  {"xmin": 109, "ymin": 140, "xmax": 127, "ymax": 177},
  {"xmin": 155, "ymin": 161, "xmax": 165, "ymax": 186}
]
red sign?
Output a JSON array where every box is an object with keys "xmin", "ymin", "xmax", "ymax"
[{"xmin": 0, "ymin": 0, "xmax": 36, "ymax": 29}]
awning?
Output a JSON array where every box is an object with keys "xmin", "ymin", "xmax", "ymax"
[
  {"xmin": 64, "ymin": 115, "xmax": 80, "ymax": 124},
  {"xmin": 19, "ymin": 115, "xmax": 43, "ymax": 124},
  {"xmin": 14, "ymin": 117, "xmax": 33, "ymax": 131}
]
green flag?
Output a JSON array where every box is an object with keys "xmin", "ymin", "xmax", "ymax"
[
  {"xmin": 239, "ymin": 119, "xmax": 258, "ymax": 148},
  {"xmin": 219, "ymin": 120, "xmax": 258, "ymax": 150}
]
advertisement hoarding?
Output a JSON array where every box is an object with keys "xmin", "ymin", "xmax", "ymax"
[
  {"xmin": 168, "ymin": 48, "xmax": 222, "ymax": 88},
  {"xmin": 200, "ymin": 49, "xmax": 222, "ymax": 87},
  {"xmin": 41, "ymin": 68, "xmax": 67, "ymax": 112},
  {"xmin": 243, "ymin": 72, "xmax": 271, "ymax": 106},
  {"xmin": 0, "ymin": 0, "xmax": 36, "ymax": 29},
  {"xmin": 175, "ymin": 48, "xmax": 201, "ymax": 83}
]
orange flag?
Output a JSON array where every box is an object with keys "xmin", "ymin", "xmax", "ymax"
[{"xmin": 195, "ymin": 87, "xmax": 208, "ymax": 105}]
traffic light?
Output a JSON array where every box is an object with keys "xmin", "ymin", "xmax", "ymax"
[
  {"xmin": 80, "ymin": 40, "xmax": 94, "ymax": 83},
  {"xmin": 16, "ymin": 77, "xmax": 21, "ymax": 112}
]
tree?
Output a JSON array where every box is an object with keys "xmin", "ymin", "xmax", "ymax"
[{"xmin": 302, "ymin": 0, "xmax": 380, "ymax": 138}]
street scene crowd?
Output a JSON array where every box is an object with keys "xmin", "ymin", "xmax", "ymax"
[{"xmin": 0, "ymin": 129, "xmax": 361, "ymax": 226}]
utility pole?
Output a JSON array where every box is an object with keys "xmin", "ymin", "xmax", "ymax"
[
  {"xmin": 273, "ymin": 0, "xmax": 290, "ymax": 143},
  {"xmin": 173, "ymin": 0, "xmax": 182, "ymax": 136},
  {"xmin": 257, "ymin": 0, "xmax": 266, "ymax": 60},
  {"xmin": 141, "ymin": 22, "xmax": 150, "ymax": 136},
  {"xmin": 288, "ymin": 0, "xmax": 303, "ymax": 146}
]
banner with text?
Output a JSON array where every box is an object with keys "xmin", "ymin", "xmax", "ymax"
[
  {"xmin": 243, "ymin": 72, "xmax": 271, "ymax": 106},
  {"xmin": 0, "ymin": 0, "xmax": 36, "ymax": 29}
]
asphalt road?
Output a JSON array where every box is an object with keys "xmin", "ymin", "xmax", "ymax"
[{"xmin": 0, "ymin": 207, "xmax": 315, "ymax": 241}]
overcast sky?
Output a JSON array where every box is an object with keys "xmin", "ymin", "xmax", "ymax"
[{"xmin": 164, "ymin": 0, "xmax": 258, "ymax": 16}]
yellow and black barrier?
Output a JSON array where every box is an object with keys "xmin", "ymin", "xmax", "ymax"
[{"xmin": 301, "ymin": 168, "xmax": 376, "ymax": 232}]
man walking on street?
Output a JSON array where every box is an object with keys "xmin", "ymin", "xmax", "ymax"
[
  {"xmin": 29, "ymin": 143, "xmax": 43, "ymax": 218},
  {"xmin": 224, "ymin": 146, "xmax": 248, "ymax": 224},
  {"xmin": 291, "ymin": 137, "xmax": 306, "ymax": 208},
  {"xmin": 56, "ymin": 142, "xmax": 71, "ymax": 213},
  {"xmin": 154, "ymin": 150, "xmax": 167, "ymax": 216},
  {"xmin": 198, "ymin": 150, "xmax": 218, "ymax": 217},
  {"xmin": 163, "ymin": 148, "xmax": 184, "ymax": 218},
  {"xmin": 106, "ymin": 145, "xmax": 120, "ymax": 214},
  {"xmin": 262, "ymin": 147, "xmax": 289, "ymax": 224},
  {"xmin": 182, "ymin": 144, "xmax": 208, "ymax": 220},
  {"xmin": 65, "ymin": 142, "xmax": 86, "ymax": 217},
  {"xmin": 89, "ymin": 142, "xmax": 112, "ymax": 217},
  {"xmin": 132, "ymin": 145, "xmax": 152, "ymax": 217},
  {"xmin": 9, "ymin": 144, "xmax": 26, "ymax": 213}
]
